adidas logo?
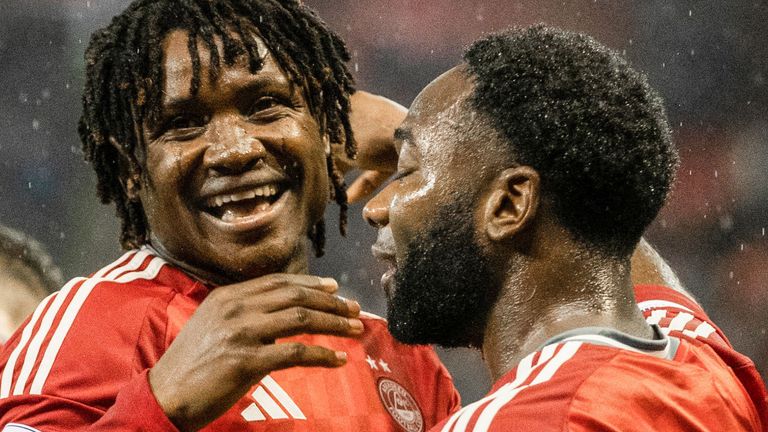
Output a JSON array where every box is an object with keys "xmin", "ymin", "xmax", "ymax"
[{"xmin": 241, "ymin": 375, "xmax": 306, "ymax": 422}]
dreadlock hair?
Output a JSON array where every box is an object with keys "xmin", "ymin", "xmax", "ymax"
[
  {"xmin": 464, "ymin": 26, "xmax": 678, "ymax": 258},
  {"xmin": 78, "ymin": 0, "xmax": 356, "ymax": 257}
]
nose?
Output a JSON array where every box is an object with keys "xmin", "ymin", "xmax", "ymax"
[
  {"xmin": 363, "ymin": 182, "xmax": 396, "ymax": 228},
  {"xmin": 204, "ymin": 117, "xmax": 266, "ymax": 175}
]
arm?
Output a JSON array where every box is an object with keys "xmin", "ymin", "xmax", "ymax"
[
  {"xmin": 0, "ymin": 274, "xmax": 363, "ymax": 432},
  {"xmin": 341, "ymin": 91, "xmax": 406, "ymax": 203}
]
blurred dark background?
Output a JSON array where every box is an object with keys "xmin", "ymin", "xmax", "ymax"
[{"xmin": 1, "ymin": 0, "xmax": 766, "ymax": 403}]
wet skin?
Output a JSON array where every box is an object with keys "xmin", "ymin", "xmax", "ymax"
[
  {"xmin": 364, "ymin": 66, "xmax": 656, "ymax": 380},
  {"xmin": 365, "ymin": 66, "xmax": 504, "ymax": 300},
  {"xmin": 137, "ymin": 30, "xmax": 329, "ymax": 283},
  {"xmin": 128, "ymin": 31, "xmax": 367, "ymax": 431}
]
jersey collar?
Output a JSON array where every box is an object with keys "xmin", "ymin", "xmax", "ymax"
[{"xmin": 540, "ymin": 324, "xmax": 679, "ymax": 360}]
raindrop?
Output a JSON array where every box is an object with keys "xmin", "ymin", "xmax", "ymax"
[
  {"xmin": 729, "ymin": 271, "xmax": 734, "ymax": 280},
  {"xmin": 762, "ymin": 227, "xmax": 765, "ymax": 236},
  {"xmin": 27, "ymin": 182, "xmax": 32, "ymax": 189},
  {"xmin": 740, "ymin": 243, "xmax": 745, "ymax": 251},
  {"xmin": 688, "ymin": 9, "xmax": 692, "ymax": 17},
  {"xmin": 662, "ymin": 62, "xmax": 666, "ymax": 68},
  {"xmin": 18, "ymin": 92, "xmax": 28, "ymax": 104},
  {"xmin": 354, "ymin": 63, "xmax": 359, "ymax": 72},
  {"xmin": 32, "ymin": 119, "xmax": 40, "ymax": 130},
  {"xmin": 714, "ymin": 170, "xmax": 718, "ymax": 178}
]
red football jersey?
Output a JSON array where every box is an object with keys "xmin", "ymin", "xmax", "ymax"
[
  {"xmin": 432, "ymin": 285, "xmax": 766, "ymax": 432},
  {"xmin": 0, "ymin": 249, "xmax": 460, "ymax": 432}
]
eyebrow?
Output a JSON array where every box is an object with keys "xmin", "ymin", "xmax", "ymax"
[{"xmin": 160, "ymin": 75, "xmax": 290, "ymax": 114}]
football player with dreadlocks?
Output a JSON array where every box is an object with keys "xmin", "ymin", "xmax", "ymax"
[{"xmin": 0, "ymin": 1, "xmax": 458, "ymax": 431}]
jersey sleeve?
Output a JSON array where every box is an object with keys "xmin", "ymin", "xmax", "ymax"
[
  {"xmin": 0, "ymin": 371, "xmax": 178, "ymax": 432},
  {"xmin": 634, "ymin": 284, "xmax": 768, "ymax": 431},
  {"xmin": 0, "ymin": 255, "xmax": 181, "ymax": 431},
  {"xmin": 634, "ymin": 284, "xmax": 730, "ymax": 346}
]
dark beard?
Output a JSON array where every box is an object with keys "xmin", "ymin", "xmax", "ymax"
[{"xmin": 387, "ymin": 200, "xmax": 499, "ymax": 348}]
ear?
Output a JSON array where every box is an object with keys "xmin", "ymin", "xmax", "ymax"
[
  {"xmin": 482, "ymin": 166, "xmax": 540, "ymax": 242},
  {"xmin": 108, "ymin": 136, "xmax": 143, "ymax": 202}
]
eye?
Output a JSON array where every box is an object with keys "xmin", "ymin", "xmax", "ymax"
[
  {"xmin": 248, "ymin": 96, "xmax": 282, "ymax": 116},
  {"xmin": 167, "ymin": 114, "xmax": 209, "ymax": 131}
]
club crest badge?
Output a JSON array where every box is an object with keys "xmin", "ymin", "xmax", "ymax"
[{"xmin": 377, "ymin": 378, "xmax": 424, "ymax": 432}]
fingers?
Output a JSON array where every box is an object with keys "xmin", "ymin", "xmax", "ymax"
[
  {"xmin": 347, "ymin": 170, "xmax": 393, "ymax": 203},
  {"xmin": 225, "ymin": 274, "xmax": 339, "ymax": 296},
  {"xmin": 259, "ymin": 287, "xmax": 361, "ymax": 318},
  {"xmin": 257, "ymin": 307, "xmax": 365, "ymax": 340},
  {"xmin": 254, "ymin": 343, "xmax": 348, "ymax": 371}
]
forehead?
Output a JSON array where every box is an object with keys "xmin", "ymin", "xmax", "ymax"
[
  {"xmin": 160, "ymin": 29, "xmax": 284, "ymax": 100},
  {"xmin": 408, "ymin": 66, "xmax": 475, "ymax": 128},
  {"xmin": 399, "ymin": 66, "xmax": 478, "ymax": 157}
]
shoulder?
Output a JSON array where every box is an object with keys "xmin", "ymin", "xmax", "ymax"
[
  {"xmin": 357, "ymin": 311, "xmax": 447, "ymax": 369},
  {"xmin": 565, "ymin": 342, "xmax": 763, "ymax": 431},
  {"xmin": 0, "ymin": 251, "xmax": 180, "ymax": 407},
  {"xmin": 436, "ymin": 341, "xmax": 608, "ymax": 432}
]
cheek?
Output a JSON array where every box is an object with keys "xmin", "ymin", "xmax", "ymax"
[
  {"xmin": 390, "ymin": 175, "xmax": 437, "ymax": 240},
  {"xmin": 141, "ymin": 144, "xmax": 202, "ymax": 214}
]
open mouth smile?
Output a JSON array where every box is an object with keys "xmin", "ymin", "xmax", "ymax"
[{"xmin": 204, "ymin": 183, "xmax": 286, "ymax": 222}]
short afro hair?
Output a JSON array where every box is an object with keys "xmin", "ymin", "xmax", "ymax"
[{"xmin": 464, "ymin": 25, "xmax": 678, "ymax": 257}]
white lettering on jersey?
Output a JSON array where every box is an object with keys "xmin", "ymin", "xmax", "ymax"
[{"xmin": 241, "ymin": 375, "xmax": 306, "ymax": 422}]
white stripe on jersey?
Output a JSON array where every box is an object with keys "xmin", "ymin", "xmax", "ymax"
[
  {"xmin": 3, "ymin": 251, "xmax": 135, "ymax": 398},
  {"xmin": 0, "ymin": 293, "xmax": 55, "ymax": 398},
  {"xmin": 441, "ymin": 351, "xmax": 538, "ymax": 432},
  {"xmin": 441, "ymin": 342, "xmax": 579, "ymax": 432},
  {"xmin": 14, "ymin": 251, "xmax": 146, "ymax": 396},
  {"xmin": 260, "ymin": 375, "xmax": 306, "ymax": 420},
  {"xmin": 2, "ymin": 423, "xmax": 42, "ymax": 432},
  {"xmin": 636, "ymin": 299, "xmax": 693, "ymax": 313},
  {"xmin": 694, "ymin": 321, "xmax": 716, "ymax": 339},
  {"xmin": 30, "ymin": 253, "xmax": 165, "ymax": 395},
  {"xmin": 0, "ymin": 251, "xmax": 154, "ymax": 398},
  {"xmin": 645, "ymin": 309, "xmax": 668, "ymax": 325},
  {"xmin": 665, "ymin": 312, "xmax": 695, "ymax": 333},
  {"xmin": 11, "ymin": 277, "xmax": 87, "ymax": 396},
  {"xmin": 472, "ymin": 342, "xmax": 582, "ymax": 432}
]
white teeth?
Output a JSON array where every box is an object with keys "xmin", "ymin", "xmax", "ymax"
[
  {"xmin": 222, "ymin": 209, "xmax": 236, "ymax": 223},
  {"xmin": 207, "ymin": 184, "xmax": 280, "ymax": 208}
]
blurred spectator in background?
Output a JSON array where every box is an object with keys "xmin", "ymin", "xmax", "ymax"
[{"xmin": 0, "ymin": 225, "xmax": 63, "ymax": 344}]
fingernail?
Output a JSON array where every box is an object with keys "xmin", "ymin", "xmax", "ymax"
[
  {"xmin": 349, "ymin": 319, "xmax": 364, "ymax": 332},
  {"xmin": 336, "ymin": 351, "xmax": 348, "ymax": 361},
  {"xmin": 321, "ymin": 277, "xmax": 338, "ymax": 290},
  {"xmin": 339, "ymin": 296, "xmax": 361, "ymax": 314}
]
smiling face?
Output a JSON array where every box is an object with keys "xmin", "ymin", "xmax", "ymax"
[
  {"xmin": 135, "ymin": 30, "xmax": 329, "ymax": 282},
  {"xmin": 364, "ymin": 66, "xmax": 506, "ymax": 346}
]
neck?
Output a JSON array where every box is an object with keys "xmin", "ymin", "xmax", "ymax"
[
  {"xmin": 481, "ymin": 245, "xmax": 653, "ymax": 382},
  {"xmin": 146, "ymin": 234, "xmax": 309, "ymax": 286}
]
